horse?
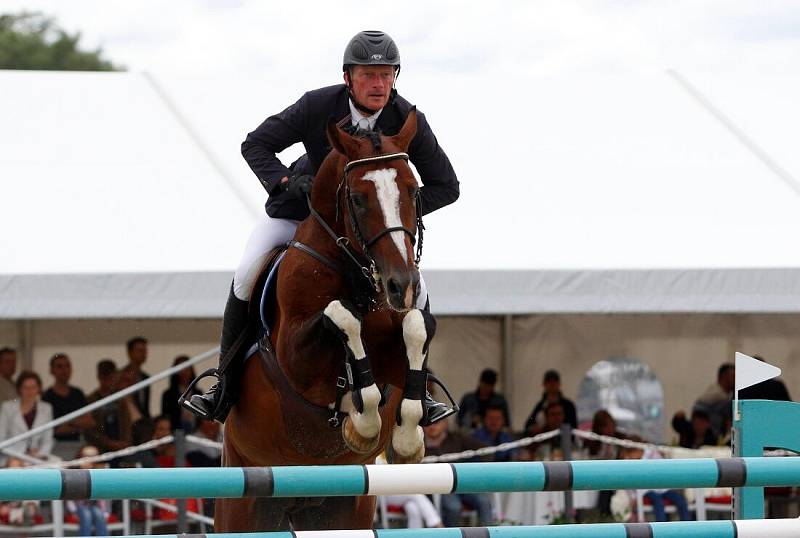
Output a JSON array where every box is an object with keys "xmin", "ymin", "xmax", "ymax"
[{"xmin": 215, "ymin": 109, "xmax": 441, "ymax": 532}]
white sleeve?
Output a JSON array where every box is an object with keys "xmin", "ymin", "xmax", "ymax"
[{"xmin": 35, "ymin": 402, "xmax": 54, "ymax": 456}]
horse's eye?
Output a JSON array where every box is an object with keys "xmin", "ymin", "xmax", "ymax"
[
  {"xmin": 351, "ymin": 194, "xmax": 366, "ymax": 209},
  {"xmin": 409, "ymin": 187, "xmax": 419, "ymax": 198}
]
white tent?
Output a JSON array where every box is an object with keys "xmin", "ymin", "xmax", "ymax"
[
  {"xmin": 3, "ymin": 69, "xmax": 800, "ymax": 436},
  {"xmin": 3, "ymin": 69, "xmax": 800, "ymax": 318}
]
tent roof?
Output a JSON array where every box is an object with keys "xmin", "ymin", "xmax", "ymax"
[{"xmin": 3, "ymin": 69, "xmax": 800, "ymax": 318}]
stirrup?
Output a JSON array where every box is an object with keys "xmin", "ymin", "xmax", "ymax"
[
  {"xmin": 179, "ymin": 367, "xmax": 228, "ymax": 421},
  {"xmin": 420, "ymin": 373, "xmax": 460, "ymax": 427}
]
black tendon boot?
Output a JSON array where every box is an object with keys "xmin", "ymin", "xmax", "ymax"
[{"xmin": 180, "ymin": 283, "xmax": 251, "ymax": 423}]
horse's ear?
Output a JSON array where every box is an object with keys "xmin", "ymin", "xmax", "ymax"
[
  {"xmin": 326, "ymin": 119, "xmax": 360, "ymax": 159},
  {"xmin": 391, "ymin": 107, "xmax": 418, "ymax": 152}
]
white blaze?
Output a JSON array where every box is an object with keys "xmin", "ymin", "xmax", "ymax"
[{"xmin": 361, "ymin": 168, "xmax": 409, "ymax": 262}]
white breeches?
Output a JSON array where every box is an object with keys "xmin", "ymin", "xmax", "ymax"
[
  {"xmin": 233, "ymin": 215, "xmax": 429, "ymax": 306},
  {"xmin": 383, "ymin": 494, "xmax": 442, "ymax": 528}
]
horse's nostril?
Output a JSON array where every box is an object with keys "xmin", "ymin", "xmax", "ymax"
[{"xmin": 387, "ymin": 278, "xmax": 402, "ymax": 297}]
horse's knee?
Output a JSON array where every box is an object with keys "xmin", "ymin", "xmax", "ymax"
[
  {"xmin": 323, "ymin": 300, "xmax": 365, "ymax": 357},
  {"xmin": 402, "ymin": 310, "xmax": 436, "ymax": 364}
]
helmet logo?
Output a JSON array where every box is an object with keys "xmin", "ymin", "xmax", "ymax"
[{"xmin": 371, "ymin": 54, "xmax": 383, "ymax": 60}]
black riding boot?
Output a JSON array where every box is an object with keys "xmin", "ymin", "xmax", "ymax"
[{"xmin": 182, "ymin": 283, "xmax": 250, "ymax": 423}]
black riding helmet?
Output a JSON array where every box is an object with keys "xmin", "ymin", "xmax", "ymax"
[{"xmin": 343, "ymin": 30, "xmax": 400, "ymax": 114}]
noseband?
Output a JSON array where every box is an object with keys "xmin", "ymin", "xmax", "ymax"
[{"xmin": 301, "ymin": 152, "xmax": 425, "ymax": 294}]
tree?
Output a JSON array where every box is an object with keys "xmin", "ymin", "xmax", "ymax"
[{"xmin": 0, "ymin": 12, "xmax": 122, "ymax": 71}]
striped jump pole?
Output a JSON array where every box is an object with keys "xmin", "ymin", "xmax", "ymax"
[
  {"xmin": 1, "ymin": 457, "xmax": 799, "ymax": 501},
  {"xmin": 93, "ymin": 518, "xmax": 800, "ymax": 537}
]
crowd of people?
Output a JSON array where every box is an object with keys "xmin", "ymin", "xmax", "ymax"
[
  {"xmin": 0, "ymin": 342, "xmax": 794, "ymax": 529},
  {"xmin": 0, "ymin": 342, "xmax": 221, "ymax": 532}
]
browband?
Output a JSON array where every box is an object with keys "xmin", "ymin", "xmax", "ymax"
[{"xmin": 343, "ymin": 152, "xmax": 409, "ymax": 174}]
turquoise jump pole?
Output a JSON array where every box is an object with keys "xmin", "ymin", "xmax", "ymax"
[
  {"xmin": 1, "ymin": 457, "xmax": 800, "ymax": 501},
  {"xmin": 87, "ymin": 518, "xmax": 800, "ymax": 538}
]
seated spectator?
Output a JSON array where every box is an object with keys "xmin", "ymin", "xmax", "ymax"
[
  {"xmin": 671, "ymin": 408, "xmax": 717, "ymax": 449},
  {"xmin": 66, "ymin": 445, "xmax": 109, "ymax": 536},
  {"xmin": 620, "ymin": 440, "xmax": 689, "ymax": 522},
  {"xmin": 187, "ymin": 418, "xmax": 222, "ymax": 467},
  {"xmin": 524, "ymin": 369, "xmax": 577, "ymax": 434},
  {"xmin": 586, "ymin": 409, "xmax": 626, "ymax": 459},
  {"xmin": 586, "ymin": 410, "xmax": 626, "ymax": 517},
  {"xmin": 152, "ymin": 415, "xmax": 177, "ymax": 467},
  {"xmin": 0, "ymin": 371, "xmax": 54, "ymax": 464},
  {"xmin": 472, "ymin": 404, "xmax": 516, "ymax": 461},
  {"xmin": 84, "ymin": 360, "xmax": 133, "ymax": 455},
  {"xmin": 526, "ymin": 400, "xmax": 567, "ymax": 460},
  {"xmin": 41, "ymin": 353, "xmax": 95, "ymax": 459},
  {"xmin": 161, "ymin": 355, "xmax": 198, "ymax": 432},
  {"xmin": 423, "ymin": 419, "xmax": 493, "ymax": 526},
  {"xmin": 0, "ymin": 347, "xmax": 17, "ymax": 403},
  {"xmin": 739, "ymin": 355, "xmax": 792, "ymax": 401},
  {"xmin": 457, "ymin": 368, "xmax": 510, "ymax": 431},
  {"xmin": 693, "ymin": 363, "xmax": 734, "ymax": 437},
  {"xmin": 0, "ymin": 457, "xmax": 42, "ymax": 525}
]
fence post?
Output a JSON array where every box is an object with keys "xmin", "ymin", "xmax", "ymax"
[
  {"xmin": 175, "ymin": 429, "xmax": 188, "ymax": 533},
  {"xmin": 560, "ymin": 424, "xmax": 574, "ymax": 523}
]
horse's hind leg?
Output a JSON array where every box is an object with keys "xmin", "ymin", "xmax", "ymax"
[
  {"xmin": 323, "ymin": 300, "xmax": 382, "ymax": 454},
  {"xmin": 389, "ymin": 308, "xmax": 435, "ymax": 464}
]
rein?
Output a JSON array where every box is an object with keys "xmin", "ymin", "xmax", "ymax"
[{"xmin": 299, "ymin": 151, "xmax": 425, "ymax": 294}]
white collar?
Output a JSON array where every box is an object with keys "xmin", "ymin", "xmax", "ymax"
[{"xmin": 349, "ymin": 99, "xmax": 382, "ymax": 130}]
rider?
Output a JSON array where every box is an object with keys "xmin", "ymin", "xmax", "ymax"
[{"xmin": 185, "ymin": 30, "xmax": 460, "ymax": 424}]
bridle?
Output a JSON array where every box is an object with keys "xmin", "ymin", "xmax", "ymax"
[{"xmin": 301, "ymin": 151, "xmax": 425, "ymax": 294}]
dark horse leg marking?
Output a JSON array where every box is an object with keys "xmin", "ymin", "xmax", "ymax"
[
  {"xmin": 323, "ymin": 299, "xmax": 382, "ymax": 454},
  {"xmin": 390, "ymin": 308, "xmax": 436, "ymax": 463}
]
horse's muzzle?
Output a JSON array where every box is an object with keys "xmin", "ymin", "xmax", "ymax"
[{"xmin": 384, "ymin": 272, "xmax": 418, "ymax": 311}]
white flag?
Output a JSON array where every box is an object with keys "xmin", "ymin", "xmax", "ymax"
[{"xmin": 735, "ymin": 352, "xmax": 781, "ymax": 392}]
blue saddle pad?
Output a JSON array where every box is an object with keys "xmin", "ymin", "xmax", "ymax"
[{"xmin": 259, "ymin": 249, "xmax": 287, "ymax": 337}]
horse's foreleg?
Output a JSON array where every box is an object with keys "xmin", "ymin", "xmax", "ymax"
[
  {"xmin": 390, "ymin": 308, "xmax": 435, "ymax": 464},
  {"xmin": 323, "ymin": 300, "xmax": 382, "ymax": 454}
]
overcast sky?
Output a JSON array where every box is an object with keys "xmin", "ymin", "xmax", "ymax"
[{"xmin": 4, "ymin": 0, "xmax": 800, "ymax": 80}]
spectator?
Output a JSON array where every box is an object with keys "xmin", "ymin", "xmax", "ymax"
[
  {"xmin": 41, "ymin": 353, "xmax": 95, "ymax": 458},
  {"xmin": 0, "ymin": 371, "xmax": 54, "ymax": 463},
  {"xmin": 0, "ymin": 347, "xmax": 17, "ymax": 403},
  {"xmin": 472, "ymin": 404, "xmax": 516, "ymax": 461},
  {"xmin": 124, "ymin": 336, "xmax": 151, "ymax": 418},
  {"xmin": 0, "ymin": 457, "xmax": 42, "ymax": 525},
  {"xmin": 671, "ymin": 408, "xmax": 717, "ymax": 449},
  {"xmin": 586, "ymin": 409, "xmax": 625, "ymax": 460},
  {"xmin": 693, "ymin": 363, "xmax": 734, "ymax": 436},
  {"xmin": 423, "ymin": 419, "xmax": 493, "ymax": 526},
  {"xmin": 66, "ymin": 445, "xmax": 109, "ymax": 536},
  {"xmin": 161, "ymin": 355, "xmax": 198, "ymax": 432},
  {"xmin": 152, "ymin": 415, "xmax": 177, "ymax": 466},
  {"xmin": 587, "ymin": 410, "xmax": 625, "ymax": 518},
  {"xmin": 186, "ymin": 418, "xmax": 222, "ymax": 467},
  {"xmin": 739, "ymin": 355, "xmax": 792, "ymax": 401},
  {"xmin": 527, "ymin": 400, "xmax": 567, "ymax": 460},
  {"xmin": 620, "ymin": 441, "xmax": 690, "ymax": 522},
  {"xmin": 524, "ymin": 370, "xmax": 577, "ymax": 434},
  {"xmin": 456, "ymin": 368, "xmax": 510, "ymax": 430},
  {"xmin": 84, "ymin": 360, "xmax": 133, "ymax": 454}
]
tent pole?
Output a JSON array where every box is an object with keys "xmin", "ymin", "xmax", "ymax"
[{"xmin": 502, "ymin": 314, "xmax": 514, "ymax": 427}]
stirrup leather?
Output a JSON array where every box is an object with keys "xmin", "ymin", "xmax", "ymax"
[
  {"xmin": 421, "ymin": 373, "xmax": 460, "ymax": 426},
  {"xmin": 179, "ymin": 367, "xmax": 228, "ymax": 420}
]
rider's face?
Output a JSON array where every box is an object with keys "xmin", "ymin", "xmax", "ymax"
[{"xmin": 346, "ymin": 65, "xmax": 395, "ymax": 111}]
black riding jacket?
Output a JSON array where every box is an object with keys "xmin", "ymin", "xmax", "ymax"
[{"xmin": 241, "ymin": 84, "xmax": 459, "ymax": 220}]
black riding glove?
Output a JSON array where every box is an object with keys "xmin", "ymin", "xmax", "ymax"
[{"xmin": 285, "ymin": 174, "xmax": 314, "ymax": 199}]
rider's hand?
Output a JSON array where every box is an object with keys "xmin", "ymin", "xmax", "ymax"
[{"xmin": 285, "ymin": 174, "xmax": 314, "ymax": 198}]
